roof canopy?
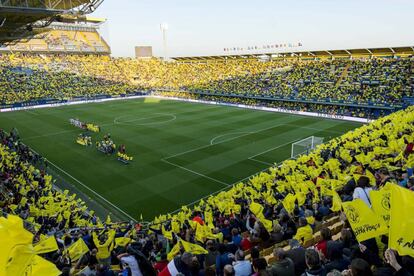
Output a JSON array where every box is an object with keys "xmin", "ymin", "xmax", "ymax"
[
  {"xmin": 0, "ymin": 0, "xmax": 103, "ymax": 43},
  {"xmin": 172, "ymin": 46, "xmax": 414, "ymax": 62}
]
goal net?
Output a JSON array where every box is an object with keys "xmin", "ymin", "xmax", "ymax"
[{"xmin": 291, "ymin": 136, "xmax": 324, "ymax": 159}]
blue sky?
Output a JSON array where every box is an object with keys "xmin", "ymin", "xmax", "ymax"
[{"xmin": 93, "ymin": 0, "xmax": 414, "ymax": 57}]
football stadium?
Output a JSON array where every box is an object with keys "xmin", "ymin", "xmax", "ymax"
[{"xmin": 1, "ymin": 1, "xmax": 414, "ymax": 275}]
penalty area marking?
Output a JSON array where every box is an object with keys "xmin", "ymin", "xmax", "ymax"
[
  {"xmin": 113, "ymin": 113, "xmax": 176, "ymax": 126},
  {"xmin": 164, "ymin": 122, "xmax": 288, "ymax": 160},
  {"xmin": 210, "ymin": 132, "xmax": 253, "ymax": 145},
  {"xmin": 247, "ymin": 138, "xmax": 301, "ymax": 166}
]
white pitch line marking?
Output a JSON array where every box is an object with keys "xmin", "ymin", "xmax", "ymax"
[
  {"xmin": 209, "ymin": 132, "xmax": 253, "ymax": 145},
  {"xmin": 161, "ymin": 158, "xmax": 230, "ymax": 187},
  {"xmin": 28, "ymin": 147, "xmax": 136, "ymax": 221},
  {"xmin": 248, "ymin": 138, "xmax": 301, "ymax": 159},
  {"xmin": 248, "ymin": 157, "xmax": 274, "ymax": 166},
  {"xmin": 164, "ymin": 122, "xmax": 288, "ymax": 160},
  {"xmin": 23, "ymin": 129, "xmax": 79, "ymax": 141}
]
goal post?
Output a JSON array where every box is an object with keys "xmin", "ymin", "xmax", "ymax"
[{"xmin": 291, "ymin": 136, "xmax": 324, "ymax": 159}]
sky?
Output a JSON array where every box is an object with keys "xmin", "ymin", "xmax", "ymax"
[{"xmin": 93, "ymin": 0, "xmax": 414, "ymax": 58}]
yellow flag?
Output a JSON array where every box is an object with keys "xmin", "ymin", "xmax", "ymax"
[
  {"xmin": 249, "ymin": 202, "xmax": 273, "ymax": 232},
  {"xmin": 115, "ymin": 237, "xmax": 132, "ymax": 248},
  {"xmin": 180, "ymin": 239, "xmax": 208, "ymax": 255},
  {"xmin": 249, "ymin": 202, "xmax": 264, "ymax": 217},
  {"xmin": 162, "ymin": 225, "xmax": 173, "ymax": 241},
  {"xmin": 389, "ymin": 184, "xmax": 414, "ymax": 257},
  {"xmin": 370, "ymin": 187, "xmax": 391, "ymax": 227},
  {"xmin": 340, "ymin": 149, "xmax": 353, "ymax": 163},
  {"xmin": 296, "ymin": 192, "xmax": 306, "ymax": 206},
  {"xmin": 167, "ymin": 241, "xmax": 181, "ymax": 261},
  {"xmin": 330, "ymin": 190, "xmax": 342, "ymax": 212},
  {"xmin": 5, "ymin": 243, "xmax": 36, "ymax": 276},
  {"xmin": 342, "ymin": 199, "xmax": 387, "ymax": 242},
  {"xmin": 365, "ymin": 170, "xmax": 377, "ymax": 186},
  {"xmin": 171, "ymin": 220, "xmax": 181, "ymax": 233},
  {"xmin": 0, "ymin": 215, "xmax": 36, "ymax": 276},
  {"xmin": 195, "ymin": 223, "xmax": 208, "ymax": 243},
  {"xmin": 294, "ymin": 225, "xmax": 313, "ymax": 244},
  {"xmin": 34, "ymin": 236, "xmax": 59, "ymax": 254},
  {"xmin": 66, "ymin": 239, "xmax": 89, "ymax": 261},
  {"xmin": 25, "ymin": 255, "xmax": 60, "ymax": 276},
  {"xmin": 282, "ymin": 193, "xmax": 296, "ymax": 214}
]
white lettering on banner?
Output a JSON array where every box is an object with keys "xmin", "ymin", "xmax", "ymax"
[{"xmin": 317, "ymin": 113, "xmax": 345, "ymax": 119}]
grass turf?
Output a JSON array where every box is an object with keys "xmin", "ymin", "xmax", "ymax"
[{"xmin": 0, "ymin": 98, "xmax": 362, "ymax": 220}]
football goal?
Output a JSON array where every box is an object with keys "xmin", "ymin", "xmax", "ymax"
[{"xmin": 291, "ymin": 136, "xmax": 324, "ymax": 159}]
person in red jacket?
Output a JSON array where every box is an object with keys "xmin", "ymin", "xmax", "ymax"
[
  {"xmin": 240, "ymin": 232, "xmax": 252, "ymax": 251},
  {"xmin": 404, "ymin": 138, "xmax": 414, "ymax": 157},
  {"xmin": 153, "ymin": 252, "xmax": 168, "ymax": 274},
  {"xmin": 315, "ymin": 227, "xmax": 332, "ymax": 258}
]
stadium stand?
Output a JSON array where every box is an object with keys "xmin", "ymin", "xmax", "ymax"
[
  {"xmin": 1, "ymin": 2, "xmax": 414, "ymax": 275},
  {"xmin": 0, "ymin": 22, "xmax": 110, "ymax": 54},
  {"xmin": 0, "ymin": 0, "xmax": 103, "ymax": 44},
  {"xmin": 2, "ymin": 102, "xmax": 414, "ymax": 275},
  {"xmin": 0, "ymin": 51, "xmax": 413, "ymax": 119}
]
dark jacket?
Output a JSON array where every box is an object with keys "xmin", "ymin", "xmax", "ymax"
[
  {"xmin": 285, "ymin": 247, "xmax": 306, "ymax": 276},
  {"xmin": 301, "ymin": 265, "xmax": 326, "ymax": 276},
  {"xmin": 267, "ymin": 257, "xmax": 295, "ymax": 276},
  {"xmin": 325, "ymin": 258, "xmax": 350, "ymax": 273}
]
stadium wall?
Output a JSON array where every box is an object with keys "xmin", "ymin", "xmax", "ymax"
[{"xmin": 0, "ymin": 93, "xmax": 371, "ymax": 123}]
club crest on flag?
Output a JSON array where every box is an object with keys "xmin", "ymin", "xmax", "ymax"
[
  {"xmin": 381, "ymin": 194, "xmax": 390, "ymax": 210},
  {"xmin": 344, "ymin": 205, "xmax": 360, "ymax": 224}
]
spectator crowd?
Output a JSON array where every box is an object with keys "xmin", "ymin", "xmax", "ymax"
[
  {"xmin": 2, "ymin": 100, "xmax": 414, "ymax": 275},
  {"xmin": 0, "ymin": 53, "xmax": 412, "ymax": 119}
]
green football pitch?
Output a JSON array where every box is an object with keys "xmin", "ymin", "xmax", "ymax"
[{"xmin": 0, "ymin": 98, "xmax": 362, "ymax": 220}]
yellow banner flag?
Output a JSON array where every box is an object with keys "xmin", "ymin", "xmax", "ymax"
[
  {"xmin": 282, "ymin": 193, "xmax": 296, "ymax": 214},
  {"xmin": 330, "ymin": 190, "xmax": 342, "ymax": 212},
  {"xmin": 342, "ymin": 199, "xmax": 387, "ymax": 242},
  {"xmin": 249, "ymin": 202, "xmax": 264, "ymax": 217},
  {"xmin": 162, "ymin": 225, "xmax": 173, "ymax": 241},
  {"xmin": 389, "ymin": 184, "xmax": 414, "ymax": 257},
  {"xmin": 66, "ymin": 239, "xmax": 89, "ymax": 261},
  {"xmin": 195, "ymin": 223, "xmax": 208, "ymax": 243},
  {"xmin": 167, "ymin": 241, "xmax": 181, "ymax": 261},
  {"xmin": 370, "ymin": 187, "xmax": 391, "ymax": 227},
  {"xmin": 296, "ymin": 192, "xmax": 306, "ymax": 206},
  {"xmin": 249, "ymin": 202, "xmax": 273, "ymax": 232},
  {"xmin": 365, "ymin": 170, "xmax": 377, "ymax": 186},
  {"xmin": 180, "ymin": 239, "xmax": 208, "ymax": 255},
  {"xmin": 115, "ymin": 237, "xmax": 132, "ymax": 248},
  {"xmin": 0, "ymin": 215, "xmax": 36, "ymax": 276},
  {"xmin": 25, "ymin": 255, "xmax": 60, "ymax": 276},
  {"xmin": 34, "ymin": 236, "xmax": 59, "ymax": 254}
]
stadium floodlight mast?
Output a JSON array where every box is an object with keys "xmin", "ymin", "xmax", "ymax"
[{"xmin": 160, "ymin": 23, "xmax": 169, "ymax": 61}]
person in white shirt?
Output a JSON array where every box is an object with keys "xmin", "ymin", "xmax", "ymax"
[
  {"xmin": 353, "ymin": 175, "xmax": 373, "ymax": 207},
  {"xmin": 117, "ymin": 253, "xmax": 143, "ymax": 276}
]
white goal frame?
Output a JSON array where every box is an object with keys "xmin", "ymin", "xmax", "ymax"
[{"xmin": 291, "ymin": 136, "xmax": 324, "ymax": 159}]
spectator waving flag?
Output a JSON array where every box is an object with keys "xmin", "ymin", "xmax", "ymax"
[
  {"xmin": 370, "ymin": 184, "xmax": 391, "ymax": 227},
  {"xmin": 34, "ymin": 236, "xmax": 59, "ymax": 254},
  {"xmin": 389, "ymin": 184, "xmax": 414, "ymax": 257},
  {"xmin": 342, "ymin": 199, "xmax": 387, "ymax": 242}
]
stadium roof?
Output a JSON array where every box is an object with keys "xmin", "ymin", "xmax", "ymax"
[
  {"xmin": 0, "ymin": 0, "xmax": 103, "ymax": 43},
  {"xmin": 171, "ymin": 46, "xmax": 414, "ymax": 61}
]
